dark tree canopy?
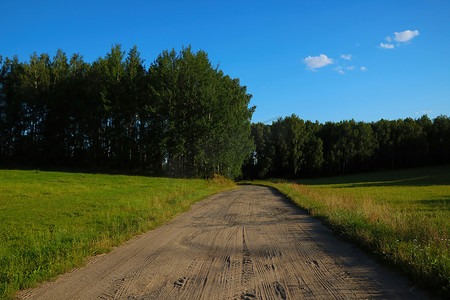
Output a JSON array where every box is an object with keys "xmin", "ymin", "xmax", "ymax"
[
  {"xmin": 243, "ymin": 114, "xmax": 450, "ymax": 179},
  {"xmin": 0, "ymin": 45, "xmax": 255, "ymax": 179}
]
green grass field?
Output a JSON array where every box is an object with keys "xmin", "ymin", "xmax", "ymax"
[
  {"xmin": 249, "ymin": 165, "xmax": 450, "ymax": 295},
  {"xmin": 0, "ymin": 170, "xmax": 236, "ymax": 299}
]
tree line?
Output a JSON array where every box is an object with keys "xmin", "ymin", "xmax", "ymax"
[
  {"xmin": 0, "ymin": 45, "xmax": 255, "ymax": 178},
  {"xmin": 242, "ymin": 114, "xmax": 450, "ymax": 179},
  {"xmin": 1, "ymin": 45, "xmax": 448, "ymax": 180}
]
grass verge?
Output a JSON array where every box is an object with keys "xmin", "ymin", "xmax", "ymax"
[
  {"xmin": 246, "ymin": 165, "xmax": 449, "ymax": 296},
  {"xmin": 0, "ymin": 170, "xmax": 235, "ymax": 299}
]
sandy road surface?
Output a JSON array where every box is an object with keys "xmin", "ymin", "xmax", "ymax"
[{"xmin": 19, "ymin": 186, "xmax": 426, "ymax": 299}]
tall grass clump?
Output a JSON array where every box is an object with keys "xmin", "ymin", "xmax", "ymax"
[
  {"xmin": 250, "ymin": 165, "xmax": 450, "ymax": 295},
  {"xmin": 0, "ymin": 170, "xmax": 236, "ymax": 299}
]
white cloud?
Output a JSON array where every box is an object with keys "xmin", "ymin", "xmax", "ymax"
[
  {"xmin": 360, "ymin": 66, "xmax": 367, "ymax": 71},
  {"xmin": 415, "ymin": 110, "xmax": 432, "ymax": 115},
  {"xmin": 394, "ymin": 30, "xmax": 419, "ymax": 42},
  {"xmin": 346, "ymin": 66, "xmax": 355, "ymax": 70},
  {"xmin": 380, "ymin": 42, "xmax": 395, "ymax": 49},
  {"xmin": 335, "ymin": 66, "xmax": 345, "ymax": 74},
  {"xmin": 340, "ymin": 54, "xmax": 353, "ymax": 60},
  {"xmin": 304, "ymin": 54, "xmax": 334, "ymax": 70},
  {"xmin": 385, "ymin": 36, "xmax": 392, "ymax": 42}
]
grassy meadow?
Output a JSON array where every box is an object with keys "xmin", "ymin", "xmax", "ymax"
[
  {"xmin": 0, "ymin": 170, "xmax": 235, "ymax": 299},
  {"xmin": 250, "ymin": 165, "xmax": 449, "ymax": 295}
]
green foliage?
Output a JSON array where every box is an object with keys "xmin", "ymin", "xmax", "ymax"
[
  {"xmin": 148, "ymin": 46, "xmax": 254, "ymax": 178},
  {"xmin": 0, "ymin": 45, "xmax": 254, "ymax": 179},
  {"xmin": 243, "ymin": 114, "xmax": 450, "ymax": 179},
  {"xmin": 0, "ymin": 169, "xmax": 236, "ymax": 299},
  {"xmin": 248, "ymin": 165, "xmax": 450, "ymax": 295},
  {"xmin": 243, "ymin": 115, "xmax": 324, "ymax": 179}
]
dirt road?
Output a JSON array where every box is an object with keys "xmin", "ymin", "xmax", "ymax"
[{"xmin": 19, "ymin": 186, "xmax": 426, "ymax": 299}]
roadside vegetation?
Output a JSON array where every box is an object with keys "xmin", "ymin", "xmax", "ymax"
[
  {"xmin": 0, "ymin": 169, "xmax": 235, "ymax": 299},
  {"xmin": 248, "ymin": 165, "xmax": 449, "ymax": 295}
]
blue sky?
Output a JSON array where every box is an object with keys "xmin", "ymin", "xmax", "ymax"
[{"xmin": 1, "ymin": 0, "xmax": 449, "ymax": 123}]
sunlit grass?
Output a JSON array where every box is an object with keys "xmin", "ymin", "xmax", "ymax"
[
  {"xmin": 248, "ymin": 165, "xmax": 450, "ymax": 295},
  {"xmin": 0, "ymin": 170, "xmax": 235, "ymax": 299}
]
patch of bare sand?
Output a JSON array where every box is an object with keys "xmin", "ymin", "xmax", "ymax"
[{"xmin": 18, "ymin": 186, "xmax": 427, "ymax": 299}]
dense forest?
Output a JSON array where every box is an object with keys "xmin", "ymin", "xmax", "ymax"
[
  {"xmin": 242, "ymin": 114, "xmax": 450, "ymax": 178},
  {"xmin": 0, "ymin": 45, "xmax": 254, "ymax": 178},
  {"xmin": 1, "ymin": 46, "xmax": 449, "ymax": 179}
]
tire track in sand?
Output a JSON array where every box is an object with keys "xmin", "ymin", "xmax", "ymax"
[{"xmin": 18, "ymin": 186, "xmax": 427, "ymax": 299}]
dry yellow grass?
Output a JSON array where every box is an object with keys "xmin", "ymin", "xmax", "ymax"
[{"xmin": 247, "ymin": 165, "xmax": 450, "ymax": 295}]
